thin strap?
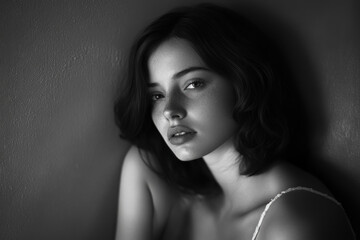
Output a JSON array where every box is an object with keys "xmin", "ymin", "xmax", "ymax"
[{"xmin": 251, "ymin": 186, "xmax": 342, "ymax": 240}]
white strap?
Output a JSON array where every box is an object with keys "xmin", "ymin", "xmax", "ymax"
[{"xmin": 251, "ymin": 186, "xmax": 341, "ymax": 240}]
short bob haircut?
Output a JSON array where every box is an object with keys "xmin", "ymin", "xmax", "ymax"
[{"xmin": 115, "ymin": 3, "xmax": 290, "ymax": 195}]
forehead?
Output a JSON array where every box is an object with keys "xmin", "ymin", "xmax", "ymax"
[{"xmin": 148, "ymin": 39, "xmax": 206, "ymax": 82}]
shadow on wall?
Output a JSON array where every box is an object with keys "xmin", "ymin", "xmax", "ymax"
[{"xmin": 231, "ymin": 3, "xmax": 359, "ymax": 234}]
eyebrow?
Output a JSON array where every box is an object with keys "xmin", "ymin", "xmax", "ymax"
[{"xmin": 148, "ymin": 66, "xmax": 210, "ymax": 88}]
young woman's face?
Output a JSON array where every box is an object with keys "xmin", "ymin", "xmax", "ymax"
[{"xmin": 148, "ymin": 38, "xmax": 238, "ymax": 161}]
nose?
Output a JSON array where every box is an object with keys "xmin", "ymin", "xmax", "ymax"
[{"xmin": 163, "ymin": 92, "xmax": 186, "ymax": 121}]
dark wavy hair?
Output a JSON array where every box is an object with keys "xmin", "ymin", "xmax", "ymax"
[{"xmin": 114, "ymin": 3, "xmax": 290, "ymax": 195}]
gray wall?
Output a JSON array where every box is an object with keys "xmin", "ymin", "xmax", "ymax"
[{"xmin": 0, "ymin": 0, "xmax": 359, "ymax": 239}]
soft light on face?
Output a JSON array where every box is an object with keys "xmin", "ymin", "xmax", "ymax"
[{"xmin": 148, "ymin": 38, "xmax": 238, "ymax": 161}]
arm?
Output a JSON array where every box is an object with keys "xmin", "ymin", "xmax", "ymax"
[{"xmin": 115, "ymin": 146, "xmax": 154, "ymax": 240}]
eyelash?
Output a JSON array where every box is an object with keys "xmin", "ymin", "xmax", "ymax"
[
  {"xmin": 150, "ymin": 93, "xmax": 164, "ymax": 102},
  {"xmin": 149, "ymin": 80, "xmax": 205, "ymax": 102},
  {"xmin": 185, "ymin": 79, "xmax": 205, "ymax": 90}
]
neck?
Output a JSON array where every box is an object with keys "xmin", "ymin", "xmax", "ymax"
[
  {"xmin": 202, "ymin": 139, "xmax": 276, "ymax": 218},
  {"xmin": 202, "ymin": 138, "xmax": 249, "ymax": 199}
]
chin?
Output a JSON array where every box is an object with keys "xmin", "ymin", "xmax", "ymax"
[
  {"xmin": 170, "ymin": 147, "xmax": 202, "ymax": 161},
  {"xmin": 176, "ymin": 155, "xmax": 198, "ymax": 161},
  {"xmin": 173, "ymin": 151, "xmax": 198, "ymax": 161}
]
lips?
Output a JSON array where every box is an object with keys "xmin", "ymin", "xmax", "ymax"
[{"xmin": 167, "ymin": 126, "xmax": 196, "ymax": 145}]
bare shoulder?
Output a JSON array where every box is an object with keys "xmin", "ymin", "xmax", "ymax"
[
  {"xmin": 121, "ymin": 145, "xmax": 153, "ymax": 180},
  {"xmin": 121, "ymin": 145, "xmax": 176, "ymax": 195},
  {"xmin": 116, "ymin": 145, "xmax": 178, "ymax": 240},
  {"xmin": 116, "ymin": 146, "xmax": 155, "ymax": 240},
  {"xmin": 120, "ymin": 145, "xmax": 178, "ymax": 209},
  {"xmin": 120, "ymin": 145, "xmax": 168, "ymax": 186},
  {"xmin": 256, "ymin": 187, "xmax": 355, "ymax": 240}
]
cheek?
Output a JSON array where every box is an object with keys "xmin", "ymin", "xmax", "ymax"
[
  {"xmin": 151, "ymin": 105, "xmax": 164, "ymax": 132},
  {"xmin": 200, "ymin": 87, "xmax": 235, "ymax": 120},
  {"xmin": 193, "ymin": 85, "xmax": 238, "ymax": 142}
]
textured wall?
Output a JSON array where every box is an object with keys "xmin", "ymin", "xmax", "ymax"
[
  {"xmin": 0, "ymin": 1, "xmax": 129, "ymax": 239},
  {"xmin": 0, "ymin": 0, "xmax": 359, "ymax": 239}
]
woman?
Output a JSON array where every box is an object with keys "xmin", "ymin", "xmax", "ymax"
[{"xmin": 114, "ymin": 3, "xmax": 355, "ymax": 240}]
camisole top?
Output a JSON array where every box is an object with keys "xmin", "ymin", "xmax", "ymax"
[{"xmin": 251, "ymin": 186, "xmax": 355, "ymax": 240}]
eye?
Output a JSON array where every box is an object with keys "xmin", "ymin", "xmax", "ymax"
[
  {"xmin": 185, "ymin": 80, "xmax": 205, "ymax": 90},
  {"xmin": 150, "ymin": 93, "xmax": 164, "ymax": 102}
]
